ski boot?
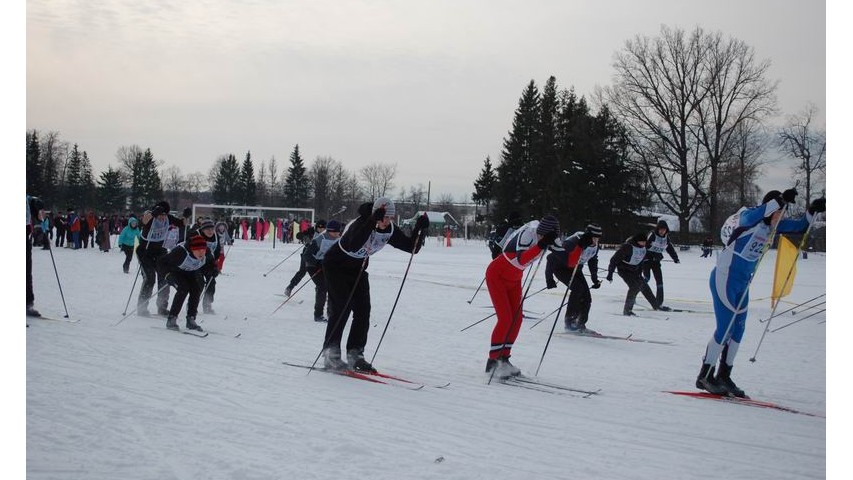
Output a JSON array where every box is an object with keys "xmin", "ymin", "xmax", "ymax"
[
  {"xmin": 696, "ymin": 364, "xmax": 728, "ymax": 395},
  {"xmin": 497, "ymin": 356, "xmax": 521, "ymax": 377},
  {"xmin": 166, "ymin": 315, "xmax": 179, "ymax": 331},
  {"xmin": 715, "ymin": 362, "xmax": 748, "ymax": 398},
  {"xmin": 26, "ymin": 304, "xmax": 41, "ymax": 318},
  {"xmin": 347, "ymin": 348, "xmax": 377, "ymax": 373},
  {"xmin": 186, "ymin": 316, "xmax": 204, "ymax": 332},
  {"xmin": 323, "ymin": 346, "xmax": 348, "ymax": 370}
]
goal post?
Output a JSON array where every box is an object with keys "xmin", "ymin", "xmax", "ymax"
[{"xmin": 190, "ymin": 203, "xmax": 315, "ymax": 244}]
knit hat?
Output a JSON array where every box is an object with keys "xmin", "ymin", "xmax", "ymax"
[
  {"xmin": 156, "ymin": 201, "xmax": 171, "ymax": 214},
  {"xmin": 373, "ymin": 197, "xmax": 396, "ymax": 218},
  {"xmin": 188, "ymin": 235, "xmax": 208, "ymax": 252},
  {"xmin": 326, "ymin": 220, "xmax": 342, "ymax": 232},
  {"xmin": 183, "ymin": 207, "xmax": 192, "ymax": 218},
  {"xmin": 200, "ymin": 220, "xmax": 215, "ymax": 230},
  {"xmin": 585, "ymin": 223, "xmax": 603, "ymax": 237},
  {"xmin": 536, "ymin": 215, "xmax": 560, "ymax": 236},
  {"xmin": 656, "ymin": 220, "xmax": 669, "ymax": 232},
  {"xmin": 631, "ymin": 232, "xmax": 647, "ymax": 244},
  {"xmin": 315, "ymin": 219, "xmax": 327, "ymax": 229}
]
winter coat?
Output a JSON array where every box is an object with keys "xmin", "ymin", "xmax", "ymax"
[{"xmin": 118, "ymin": 219, "xmax": 141, "ymax": 248}]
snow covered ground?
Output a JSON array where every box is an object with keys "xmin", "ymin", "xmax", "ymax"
[{"xmin": 24, "ymin": 235, "xmax": 828, "ymax": 479}]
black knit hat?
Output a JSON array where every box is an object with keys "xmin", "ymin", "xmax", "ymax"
[
  {"xmin": 536, "ymin": 215, "xmax": 560, "ymax": 236},
  {"xmin": 200, "ymin": 220, "xmax": 215, "ymax": 230},
  {"xmin": 585, "ymin": 223, "xmax": 603, "ymax": 237},
  {"xmin": 326, "ymin": 220, "xmax": 342, "ymax": 232},
  {"xmin": 315, "ymin": 219, "xmax": 327, "ymax": 229},
  {"xmin": 156, "ymin": 201, "xmax": 170, "ymax": 213},
  {"xmin": 656, "ymin": 220, "xmax": 669, "ymax": 232}
]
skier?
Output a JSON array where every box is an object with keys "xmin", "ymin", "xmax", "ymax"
[
  {"xmin": 701, "ymin": 236, "xmax": 714, "ymax": 258},
  {"xmin": 544, "ymin": 223, "xmax": 603, "ymax": 332},
  {"xmin": 157, "ymin": 234, "xmax": 215, "ymax": 332},
  {"xmin": 284, "ymin": 220, "xmax": 326, "ymax": 297},
  {"xmin": 641, "ymin": 220, "xmax": 680, "ymax": 307},
  {"xmin": 192, "ymin": 220, "xmax": 224, "ymax": 314},
  {"xmin": 321, "ymin": 197, "xmax": 429, "ymax": 372},
  {"xmin": 487, "ymin": 211, "xmax": 523, "ymax": 259},
  {"xmin": 136, "ymin": 201, "xmax": 184, "ymax": 317},
  {"xmin": 606, "ymin": 233, "xmax": 670, "ymax": 315},
  {"xmin": 485, "ymin": 215, "xmax": 560, "ymax": 379},
  {"xmin": 26, "ymin": 195, "xmax": 45, "ymax": 318},
  {"xmin": 117, "ymin": 216, "xmax": 141, "ymax": 273},
  {"xmin": 303, "ymin": 219, "xmax": 343, "ymax": 322},
  {"xmin": 696, "ymin": 190, "xmax": 825, "ymax": 398}
]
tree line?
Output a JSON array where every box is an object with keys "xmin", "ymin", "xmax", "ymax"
[{"xmin": 474, "ymin": 25, "xmax": 825, "ymax": 238}]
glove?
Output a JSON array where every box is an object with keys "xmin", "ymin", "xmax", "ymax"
[
  {"xmin": 546, "ymin": 279, "xmax": 557, "ymax": 289},
  {"xmin": 606, "ymin": 273, "xmax": 613, "ymax": 283},
  {"xmin": 212, "ymin": 268, "xmax": 220, "ymax": 278},
  {"xmin": 808, "ymin": 197, "xmax": 826, "ymax": 214},
  {"xmin": 372, "ymin": 206, "xmax": 387, "ymax": 221},
  {"xmin": 782, "ymin": 188, "xmax": 798, "ymax": 204},
  {"xmin": 591, "ymin": 280, "xmax": 602, "ymax": 289},
  {"xmin": 415, "ymin": 213, "xmax": 430, "ymax": 231},
  {"xmin": 537, "ymin": 231, "xmax": 558, "ymax": 249}
]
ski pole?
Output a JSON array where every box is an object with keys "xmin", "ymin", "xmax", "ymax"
[
  {"xmin": 459, "ymin": 286, "xmax": 548, "ymax": 332},
  {"xmin": 270, "ymin": 268, "xmax": 322, "ymax": 316},
  {"xmin": 487, "ymin": 251, "xmax": 546, "ymax": 385},
  {"xmin": 371, "ymin": 229, "xmax": 424, "ymax": 364},
  {"xmin": 44, "ymin": 242, "xmax": 71, "ymax": 318},
  {"xmin": 528, "ymin": 263, "xmax": 581, "ymax": 330},
  {"xmin": 534, "ymin": 264, "xmax": 581, "ymax": 375},
  {"xmin": 749, "ymin": 215, "xmax": 818, "ymax": 362},
  {"xmin": 308, "ymin": 257, "xmax": 369, "ymax": 374},
  {"xmin": 467, "ymin": 277, "xmax": 487, "ymax": 304},
  {"xmin": 262, "ymin": 246, "xmax": 302, "ymax": 277},
  {"xmin": 770, "ymin": 308, "xmax": 826, "ymax": 333},
  {"xmin": 757, "ymin": 294, "xmax": 825, "ymax": 323},
  {"xmin": 113, "ymin": 283, "xmax": 171, "ymax": 327}
]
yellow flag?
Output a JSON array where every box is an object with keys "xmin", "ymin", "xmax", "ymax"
[{"xmin": 771, "ymin": 235, "xmax": 799, "ymax": 308}]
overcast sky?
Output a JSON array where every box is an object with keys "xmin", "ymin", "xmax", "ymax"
[{"xmin": 24, "ymin": 0, "xmax": 827, "ymax": 202}]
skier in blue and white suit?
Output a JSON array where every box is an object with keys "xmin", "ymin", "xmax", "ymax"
[{"xmin": 696, "ymin": 189, "xmax": 826, "ymax": 398}]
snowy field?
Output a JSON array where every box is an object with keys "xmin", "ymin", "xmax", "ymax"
[{"xmin": 24, "ymin": 235, "xmax": 828, "ymax": 479}]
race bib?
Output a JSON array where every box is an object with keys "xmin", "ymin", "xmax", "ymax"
[{"xmin": 720, "ymin": 207, "xmax": 746, "ymax": 244}]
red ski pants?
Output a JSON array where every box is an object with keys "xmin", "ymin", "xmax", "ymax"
[{"xmin": 486, "ymin": 257, "xmax": 524, "ymax": 360}]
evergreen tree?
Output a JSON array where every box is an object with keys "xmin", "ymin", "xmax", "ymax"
[
  {"xmin": 97, "ymin": 166, "xmax": 126, "ymax": 213},
  {"xmin": 80, "ymin": 151, "xmax": 96, "ymax": 210},
  {"xmin": 283, "ymin": 144, "xmax": 309, "ymax": 206},
  {"xmin": 26, "ymin": 130, "xmax": 43, "ymax": 196},
  {"xmin": 240, "ymin": 151, "xmax": 257, "ymax": 205},
  {"xmin": 40, "ymin": 132, "xmax": 61, "ymax": 209},
  {"xmin": 494, "ymin": 80, "xmax": 541, "ymax": 221},
  {"xmin": 129, "ymin": 148, "xmax": 163, "ymax": 211},
  {"xmin": 212, "ymin": 154, "xmax": 241, "ymax": 205},
  {"xmin": 535, "ymin": 76, "xmax": 560, "ymax": 216},
  {"xmin": 472, "ymin": 156, "xmax": 497, "ymax": 219},
  {"xmin": 65, "ymin": 144, "xmax": 87, "ymax": 210}
]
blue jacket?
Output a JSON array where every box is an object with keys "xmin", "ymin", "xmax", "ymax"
[{"xmin": 118, "ymin": 219, "xmax": 141, "ymax": 247}]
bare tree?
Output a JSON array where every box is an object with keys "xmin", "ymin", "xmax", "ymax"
[
  {"xmin": 185, "ymin": 171, "xmax": 207, "ymax": 204},
  {"xmin": 359, "ymin": 162, "xmax": 397, "ymax": 200},
  {"xmin": 603, "ymin": 25, "xmax": 776, "ymax": 234},
  {"xmin": 694, "ymin": 30, "xmax": 777, "ymax": 233},
  {"xmin": 778, "ymin": 104, "xmax": 826, "ymax": 205}
]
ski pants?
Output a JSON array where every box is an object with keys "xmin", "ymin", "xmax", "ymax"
[
  {"xmin": 311, "ymin": 268, "xmax": 329, "ymax": 318},
  {"xmin": 553, "ymin": 266, "xmax": 591, "ymax": 326},
  {"xmin": 642, "ymin": 259, "xmax": 665, "ymax": 305},
  {"xmin": 121, "ymin": 245, "xmax": 134, "ymax": 273},
  {"xmin": 618, "ymin": 266, "xmax": 658, "ymax": 313},
  {"xmin": 26, "ymin": 233, "xmax": 34, "ymax": 307},
  {"xmin": 287, "ymin": 259, "xmax": 309, "ymax": 290},
  {"xmin": 168, "ymin": 271, "xmax": 203, "ymax": 319},
  {"xmin": 137, "ymin": 248, "xmax": 169, "ymax": 312},
  {"xmin": 323, "ymin": 265, "xmax": 370, "ymax": 352},
  {"xmin": 202, "ymin": 274, "xmax": 216, "ymax": 310},
  {"xmin": 486, "ymin": 256, "xmax": 524, "ymax": 360}
]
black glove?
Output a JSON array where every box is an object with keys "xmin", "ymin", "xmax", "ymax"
[
  {"xmin": 372, "ymin": 206, "xmax": 387, "ymax": 221},
  {"xmin": 606, "ymin": 272, "xmax": 613, "ymax": 283},
  {"xmin": 782, "ymin": 188, "xmax": 798, "ymax": 204},
  {"xmin": 415, "ymin": 213, "xmax": 430, "ymax": 231},
  {"xmin": 591, "ymin": 280, "xmax": 602, "ymax": 289},
  {"xmin": 212, "ymin": 268, "xmax": 220, "ymax": 278},
  {"xmin": 546, "ymin": 279, "xmax": 557, "ymax": 289},
  {"xmin": 808, "ymin": 197, "xmax": 826, "ymax": 214},
  {"xmin": 537, "ymin": 231, "xmax": 558, "ymax": 249}
]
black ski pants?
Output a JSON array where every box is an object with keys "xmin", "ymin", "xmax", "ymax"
[
  {"xmin": 121, "ymin": 245, "xmax": 134, "ymax": 273},
  {"xmin": 168, "ymin": 271, "xmax": 202, "ymax": 319},
  {"xmin": 323, "ymin": 266, "xmax": 370, "ymax": 352},
  {"xmin": 311, "ymin": 268, "xmax": 329, "ymax": 318},
  {"xmin": 617, "ymin": 266, "xmax": 658, "ymax": 314},
  {"xmin": 137, "ymin": 247, "xmax": 169, "ymax": 313},
  {"xmin": 553, "ymin": 266, "xmax": 592, "ymax": 326},
  {"xmin": 641, "ymin": 259, "xmax": 665, "ymax": 305}
]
